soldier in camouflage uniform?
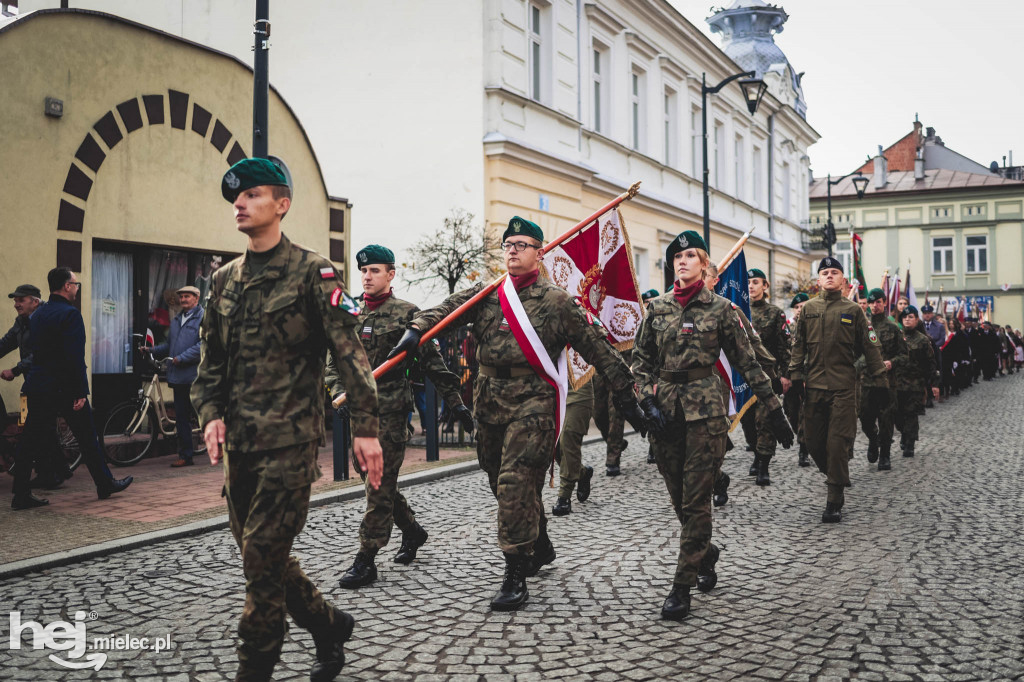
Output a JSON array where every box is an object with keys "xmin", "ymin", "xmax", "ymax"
[
  {"xmin": 593, "ymin": 360, "xmax": 628, "ymax": 476},
  {"xmin": 389, "ymin": 216, "xmax": 645, "ymax": 612},
  {"xmin": 327, "ymin": 245, "xmax": 473, "ymax": 589},
  {"xmin": 193, "ymin": 158, "xmax": 382, "ymax": 682},
  {"xmin": 788, "ymin": 258, "xmax": 886, "ymax": 524},
  {"xmin": 552, "ymin": 380, "xmax": 595, "ymax": 516},
  {"xmin": 783, "ymin": 292, "xmax": 811, "ymax": 467},
  {"xmin": 859, "ymin": 288, "xmax": 908, "ymax": 472},
  {"xmin": 895, "ymin": 307, "xmax": 938, "ymax": 458},
  {"xmin": 747, "ymin": 268, "xmax": 791, "ymax": 486},
  {"xmin": 634, "ymin": 231, "xmax": 793, "ymax": 621}
]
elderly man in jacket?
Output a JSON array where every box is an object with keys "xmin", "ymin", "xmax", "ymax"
[{"xmin": 143, "ymin": 285, "xmax": 203, "ymax": 466}]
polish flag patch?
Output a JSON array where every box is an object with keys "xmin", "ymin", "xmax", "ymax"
[{"xmin": 320, "ymin": 267, "xmax": 336, "ymax": 279}]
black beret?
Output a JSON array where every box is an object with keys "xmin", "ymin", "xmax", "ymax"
[
  {"xmin": 666, "ymin": 230, "xmax": 708, "ymax": 263},
  {"xmin": 747, "ymin": 268, "xmax": 767, "ymax": 281},
  {"xmin": 356, "ymin": 244, "xmax": 395, "ymax": 267},
  {"xmin": 502, "ymin": 216, "xmax": 544, "ymax": 243},
  {"xmin": 790, "ymin": 292, "xmax": 809, "ymax": 307},
  {"xmin": 8, "ymin": 284, "xmax": 42, "ymax": 299},
  {"xmin": 817, "ymin": 256, "xmax": 844, "ymax": 273},
  {"xmin": 222, "ymin": 157, "xmax": 289, "ymax": 202}
]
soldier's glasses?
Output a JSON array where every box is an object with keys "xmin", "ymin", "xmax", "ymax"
[{"xmin": 501, "ymin": 242, "xmax": 541, "ymax": 252}]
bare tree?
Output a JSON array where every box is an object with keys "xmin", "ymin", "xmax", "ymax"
[{"xmin": 403, "ymin": 209, "xmax": 502, "ymax": 295}]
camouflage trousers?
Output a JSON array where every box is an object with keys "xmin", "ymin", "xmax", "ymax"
[
  {"xmin": 477, "ymin": 413, "xmax": 556, "ymax": 554},
  {"xmin": 358, "ymin": 412, "xmax": 416, "ymax": 557},
  {"xmin": 753, "ymin": 398, "xmax": 778, "ymax": 460},
  {"xmin": 650, "ymin": 417, "xmax": 727, "ymax": 587},
  {"xmin": 894, "ymin": 390, "xmax": 920, "ymax": 443},
  {"xmin": 558, "ymin": 390, "xmax": 595, "ymax": 499},
  {"xmin": 859, "ymin": 385, "xmax": 894, "ymax": 453},
  {"xmin": 804, "ymin": 388, "xmax": 856, "ymax": 507},
  {"xmin": 593, "ymin": 376, "xmax": 627, "ymax": 467},
  {"xmin": 223, "ymin": 442, "xmax": 337, "ymax": 674}
]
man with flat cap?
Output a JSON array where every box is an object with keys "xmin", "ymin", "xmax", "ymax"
[
  {"xmin": 789, "ymin": 257, "xmax": 886, "ymax": 523},
  {"xmin": 858, "ymin": 288, "xmax": 908, "ymax": 472},
  {"xmin": 192, "ymin": 157, "xmax": 383, "ymax": 681},
  {"xmin": 142, "ymin": 285, "xmax": 204, "ymax": 467},
  {"xmin": 327, "ymin": 244, "xmax": 473, "ymax": 588},
  {"xmin": 389, "ymin": 215, "xmax": 646, "ymax": 611}
]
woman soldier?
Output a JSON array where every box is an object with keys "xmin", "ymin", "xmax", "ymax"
[
  {"xmin": 895, "ymin": 306, "xmax": 938, "ymax": 457},
  {"xmin": 633, "ymin": 230, "xmax": 794, "ymax": 621}
]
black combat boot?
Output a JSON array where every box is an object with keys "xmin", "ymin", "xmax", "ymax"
[
  {"xmin": 866, "ymin": 437, "xmax": 879, "ymax": 463},
  {"xmin": 756, "ymin": 456, "xmax": 771, "ymax": 486},
  {"xmin": 576, "ymin": 465, "xmax": 593, "ymax": 502},
  {"xmin": 338, "ymin": 552, "xmax": 377, "ymax": 589},
  {"xmin": 394, "ymin": 523, "xmax": 428, "ymax": 564},
  {"xmin": 696, "ymin": 544, "xmax": 720, "ymax": 593},
  {"xmin": 605, "ymin": 464, "xmax": 621, "ymax": 477},
  {"xmin": 11, "ymin": 493, "xmax": 49, "ymax": 510},
  {"xmin": 490, "ymin": 554, "xmax": 529, "ymax": 611},
  {"xmin": 877, "ymin": 444, "xmax": 891, "ymax": 471},
  {"xmin": 236, "ymin": 644, "xmax": 280, "ymax": 682},
  {"xmin": 309, "ymin": 607, "xmax": 355, "ymax": 682},
  {"xmin": 903, "ymin": 440, "xmax": 915, "ymax": 457},
  {"xmin": 798, "ymin": 444, "xmax": 810, "ymax": 467},
  {"xmin": 525, "ymin": 517, "xmax": 556, "ymax": 577},
  {"xmin": 552, "ymin": 497, "xmax": 572, "ymax": 516},
  {"xmin": 660, "ymin": 584, "xmax": 691, "ymax": 621},
  {"xmin": 748, "ymin": 454, "xmax": 759, "ymax": 476},
  {"xmin": 821, "ymin": 502, "xmax": 842, "ymax": 524},
  {"xmin": 712, "ymin": 472, "xmax": 730, "ymax": 507},
  {"xmin": 647, "ymin": 449, "xmax": 656, "ymax": 464}
]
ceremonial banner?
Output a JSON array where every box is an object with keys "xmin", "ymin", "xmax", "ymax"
[
  {"xmin": 904, "ymin": 267, "xmax": 918, "ymax": 308},
  {"xmin": 851, "ymin": 233, "xmax": 867, "ymax": 299},
  {"xmin": 714, "ymin": 250, "xmax": 754, "ymax": 420},
  {"xmin": 541, "ymin": 207, "xmax": 643, "ymax": 388}
]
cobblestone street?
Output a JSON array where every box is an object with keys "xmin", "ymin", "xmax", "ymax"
[{"xmin": 2, "ymin": 375, "xmax": 1023, "ymax": 680}]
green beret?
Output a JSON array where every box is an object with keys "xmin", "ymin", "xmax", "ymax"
[
  {"xmin": 641, "ymin": 289, "xmax": 660, "ymax": 301},
  {"xmin": 666, "ymin": 230, "xmax": 708, "ymax": 263},
  {"xmin": 865, "ymin": 288, "xmax": 886, "ymax": 303},
  {"xmin": 790, "ymin": 292, "xmax": 809, "ymax": 307},
  {"xmin": 900, "ymin": 305, "xmax": 919, "ymax": 320},
  {"xmin": 502, "ymin": 216, "xmax": 544, "ymax": 243},
  {"xmin": 221, "ymin": 157, "xmax": 289, "ymax": 202},
  {"xmin": 747, "ymin": 268, "xmax": 767, "ymax": 281},
  {"xmin": 356, "ymin": 244, "xmax": 395, "ymax": 267}
]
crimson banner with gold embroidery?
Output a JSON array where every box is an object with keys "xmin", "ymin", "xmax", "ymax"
[{"xmin": 540, "ymin": 207, "xmax": 643, "ymax": 388}]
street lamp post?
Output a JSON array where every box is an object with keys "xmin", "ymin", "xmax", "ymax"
[
  {"xmin": 252, "ymin": 0, "xmax": 270, "ymax": 158},
  {"xmin": 824, "ymin": 172, "xmax": 869, "ymax": 257},
  {"xmin": 702, "ymin": 70, "xmax": 768, "ymax": 247}
]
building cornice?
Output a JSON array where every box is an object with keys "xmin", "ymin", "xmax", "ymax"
[
  {"xmin": 485, "ymin": 86, "xmax": 582, "ymax": 129},
  {"xmin": 658, "ymin": 54, "xmax": 689, "ymax": 82},
  {"xmin": 625, "ymin": 31, "xmax": 659, "ymax": 61},
  {"xmin": 584, "ymin": 3, "xmax": 626, "ymax": 37}
]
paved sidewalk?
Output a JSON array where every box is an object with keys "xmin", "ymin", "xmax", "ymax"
[{"xmin": 1, "ymin": 374, "xmax": 1022, "ymax": 680}]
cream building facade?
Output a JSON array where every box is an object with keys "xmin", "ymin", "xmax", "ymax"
[
  {"xmin": 17, "ymin": 0, "xmax": 821, "ymax": 301},
  {"xmin": 0, "ymin": 9, "xmax": 351, "ymax": 413}
]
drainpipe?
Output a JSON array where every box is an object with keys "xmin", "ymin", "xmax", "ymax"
[
  {"xmin": 576, "ymin": 0, "xmax": 582, "ymax": 151},
  {"xmin": 767, "ymin": 113, "xmax": 775, "ymax": 240}
]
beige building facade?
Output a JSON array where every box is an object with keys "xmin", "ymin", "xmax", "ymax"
[{"xmin": 0, "ymin": 9, "xmax": 351, "ymax": 413}]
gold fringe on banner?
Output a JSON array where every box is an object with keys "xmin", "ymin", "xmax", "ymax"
[{"xmin": 728, "ymin": 395, "xmax": 758, "ymax": 432}]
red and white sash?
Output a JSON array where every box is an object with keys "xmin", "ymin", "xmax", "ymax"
[{"xmin": 497, "ymin": 275, "xmax": 569, "ymax": 451}]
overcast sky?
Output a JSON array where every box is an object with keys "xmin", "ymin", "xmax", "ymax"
[{"xmin": 668, "ymin": 0, "xmax": 1024, "ymax": 177}]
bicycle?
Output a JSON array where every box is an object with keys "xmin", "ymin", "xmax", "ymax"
[
  {"xmin": 0, "ymin": 393, "xmax": 82, "ymax": 477},
  {"xmin": 99, "ymin": 340, "xmax": 206, "ymax": 466}
]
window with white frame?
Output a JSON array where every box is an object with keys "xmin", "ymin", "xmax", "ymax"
[
  {"xmin": 592, "ymin": 45, "xmax": 607, "ymax": 133},
  {"xmin": 633, "ymin": 247, "xmax": 649, "ymax": 290},
  {"xmin": 834, "ymin": 236, "xmax": 853, "ymax": 275},
  {"xmin": 713, "ymin": 121, "xmax": 724, "ymax": 188},
  {"xmin": 734, "ymin": 135, "xmax": 745, "ymax": 200},
  {"xmin": 965, "ymin": 234, "xmax": 988, "ymax": 272},
  {"xmin": 690, "ymin": 106, "xmax": 701, "ymax": 176},
  {"xmin": 752, "ymin": 146, "xmax": 762, "ymax": 206},
  {"xmin": 663, "ymin": 87, "xmax": 677, "ymax": 166},
  {"xmin": 630, "ymin": 67, "xmax": 646, "ymax": 152},
  {"xmin": 528, "ymin": 3, "xmax": 544, "ymax": 103},
  {"xmin": 932, "ymin": 236, "xmax": 953, "ymax": 273}
]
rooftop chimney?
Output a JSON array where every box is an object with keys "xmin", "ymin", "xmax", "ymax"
[
  {"xmin": 914, "ymin": 150, "xmax": 925, "ymax": 181},
  {"xmin": 873, "ymin": 145, "xmax": 888, "ymax": 189}
]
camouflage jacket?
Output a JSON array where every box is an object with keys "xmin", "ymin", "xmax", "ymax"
[
  {"xmin": 750, "ymin": 298, "xmax": 791, "ymax": 378},
  {"xmin": 896, "ymin": 326, "xmax": 937, "ymax": 391},
  {"xmin": 192, "ymin": 233, "xmax": 379, "ymax": 452},
  {"xmin": 788, "ymin": 289, "xmax": 885, "ymax": 390},
  {"xmin": 632, "ymin": 285, "xmax": 780, "ymax": 424},
  {"xmin": 410, "ymin": 276, "xmax": 634, "ymax": 425},
  {"xmin": 325, "ymin": 293, "xmax": 463, "ymax": 417},
  {"xmin": 732, "ymin": 301, "xmax": 777, "ymax": 378},
  {"xmin": 859, "ymin": 312, "xmax": 908, "ymax": 389}
]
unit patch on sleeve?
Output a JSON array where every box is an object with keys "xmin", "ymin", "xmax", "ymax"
[
  {"xmin": 840, "ymin": 313, "xmax": 854, "ymax": 325},
  {"xmin": 319, "ymin": 267, "xmax": 336, "ymax": 280},
  {"xmin": 330, "ymin": 288, "xmax": 361, "ymax": 316}
]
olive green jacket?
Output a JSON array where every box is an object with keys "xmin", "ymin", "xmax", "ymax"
[
  {"xmin": 632, "ymin": 286, "xmax": 780, "ymax": 424},
  {"xmin": 193, "ymin": 234, "xmax": 379, "ymax": 452},
  {"xmin": 788, "ymin": 289, "xmax": 886, "ymax": 390}
]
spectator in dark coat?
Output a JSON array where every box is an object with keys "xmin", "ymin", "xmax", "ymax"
[
  {"xmin": 143, "ymin": 285, "xmax": 203, "ymax": 466},
  {"xmin": 11, "ymin": 268, "xmax": 133, "ymax": 509}
]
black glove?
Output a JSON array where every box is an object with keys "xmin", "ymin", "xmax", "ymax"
[
  {"xmin": 613, "ymin": 393, "xmax": 648, "ymax": 438},
  {"xmin": 386, "ymin": 327, "xmax": 421, "ymax": 362},
  {"xmin": 451, "ymin": 404, "xmax": 475, "ymax": 434},
  {"xmin": 767, "ymin": 407, "xmax": 795, "ymax": 449},
  {"xmin": 770, "ymin": 376, "xmax": 783, "ymax": 395},
  {"xmin": 867, "ymin": 386, "xmax": 890, "ymax": 409},
  {"xmin": 335, "ymin": 404, "xmax": 350, "ymax": 421},
  {"xmin": 639, "ymin": 397, "xmax": 666, "ymax": 436},
  {"xmin": 790, "ymin": 379, "xmax": 805, "ymax": 397}
]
